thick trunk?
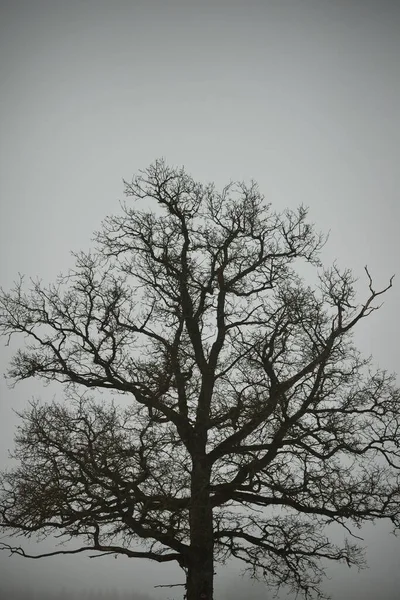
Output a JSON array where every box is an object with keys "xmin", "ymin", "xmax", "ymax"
[
  {"xmin": 186, "ymin": 460, "xmax": 214, "ymax": 600},
  {"xmin": 186, "ymin": 550, "xmax": 214, "ymax": 600}
]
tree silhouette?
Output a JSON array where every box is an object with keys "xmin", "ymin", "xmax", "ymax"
[{"xmin": 0, "ymin": 160, "xmax": 399, "ymax": 600}]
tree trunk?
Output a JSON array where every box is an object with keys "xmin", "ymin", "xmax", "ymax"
[
  {"xmin": 186, "ymin": 459, "xmax": 214, "ymax": 600},
  {"xmin": 186, "ymin": 549, "xmax": 214, "ymax": 600}
]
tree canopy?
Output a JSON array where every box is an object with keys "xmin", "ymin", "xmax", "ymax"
[{"xmin": 1, "ymin": 160, "xmax": 399, "ymax": 600}]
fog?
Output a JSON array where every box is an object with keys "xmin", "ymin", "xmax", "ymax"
[
  {"xmin": 0, "ymin": 587, "xmax": 153, "ymax": 600},
  {"xmin": 1, "ymin": 1, "xmax": 399, "ymax": 598}
]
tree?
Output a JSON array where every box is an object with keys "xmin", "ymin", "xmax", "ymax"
[{"xmin": 0, "ymin": 159, "xmax": 399, "ymax": 600}]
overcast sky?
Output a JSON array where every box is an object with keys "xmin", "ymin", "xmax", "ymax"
[{"xmin": 0, "ymin": 1, "xmax": 399, "ymax": 598}]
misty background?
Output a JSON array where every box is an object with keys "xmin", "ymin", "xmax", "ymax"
[{"xmin": 0, "ymin": 1, "xmax": 399, "ymax": 598}]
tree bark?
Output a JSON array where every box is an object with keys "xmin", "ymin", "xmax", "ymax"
[{"xmin": 186, "ymin": 459, "xmax": 214, "ymax": 600}]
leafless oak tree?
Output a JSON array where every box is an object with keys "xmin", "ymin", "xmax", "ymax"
[{"xmin": 1, "ymin": 160, "xmax": 399, "ymax": 600}]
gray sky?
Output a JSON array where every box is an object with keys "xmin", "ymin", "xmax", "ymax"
[{"xmin": 0, "ymin": 0, "xmax": 399, "ymax": 598}]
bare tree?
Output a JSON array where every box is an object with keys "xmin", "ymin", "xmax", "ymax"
[{"xmin": 0, "ymin": 160, "xmax": 399, "ymax": 600}]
